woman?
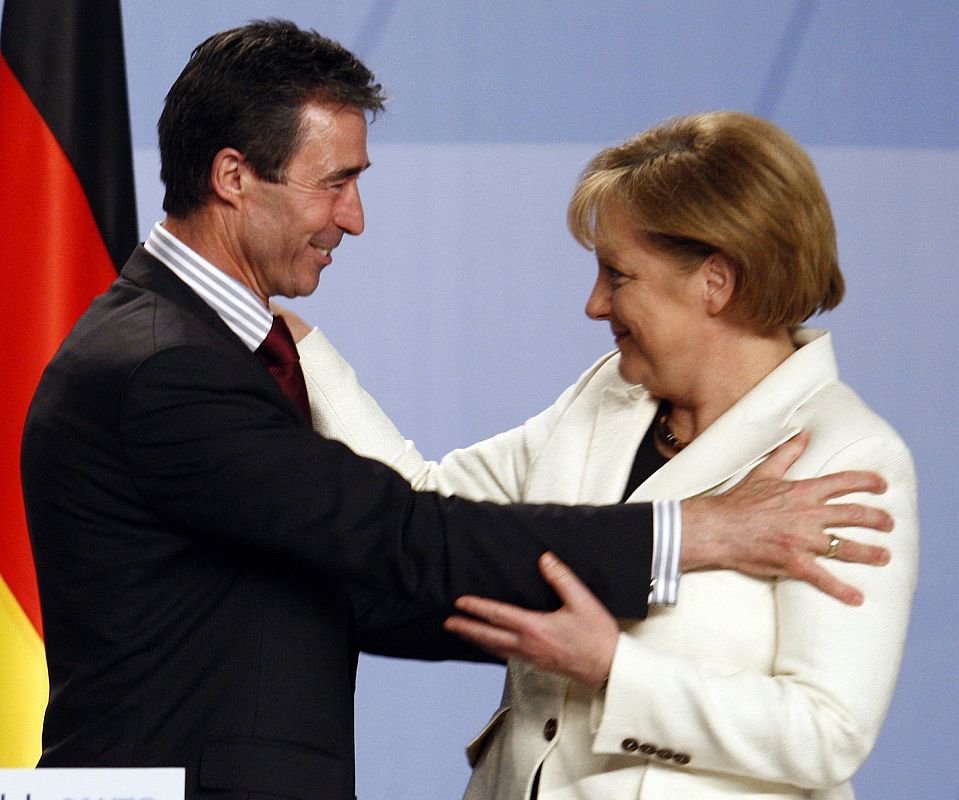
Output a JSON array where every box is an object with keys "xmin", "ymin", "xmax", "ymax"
[{"xmin": 296, "ymin": 112, "xmax": 917, "ymax": 798}]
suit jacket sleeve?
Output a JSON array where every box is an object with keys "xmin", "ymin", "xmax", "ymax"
[
  {"xmin": 349, "ymin": 581, "xmax": 502, "ymax": 663},
  {"xmin": 119, "ymin": 339, "xmax": 653, "ymax": 619},
  {"xmin": 299, "ymin": 325, "xmax": 646, "ymax": 658}
]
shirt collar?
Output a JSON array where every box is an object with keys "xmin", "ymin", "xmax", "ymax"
[{"xmin": 144, "ymin": 222, "xmax": 273, "ymax": 351}]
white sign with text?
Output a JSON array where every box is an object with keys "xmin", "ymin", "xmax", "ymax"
[{"xmin": 0, "ymin": 769, "xmax": 184, "ymax": 800}]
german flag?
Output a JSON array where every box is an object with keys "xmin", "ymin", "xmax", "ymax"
[{"xmin": 0, "ymin": 0, "xmax": 137, "ymax": 765}]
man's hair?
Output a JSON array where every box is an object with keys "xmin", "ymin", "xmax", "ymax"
[
  {"xmin": 158, "ymin": 19, "xmax": 386, "ymax": 217},
  {"xmin": 568, "ymin": 111, "xmax": 843, "ymax": 328}
]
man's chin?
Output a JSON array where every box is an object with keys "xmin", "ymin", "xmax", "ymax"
[{"xmin": 288, "ymin": 271, "xmax": 324, "ymax": 299}]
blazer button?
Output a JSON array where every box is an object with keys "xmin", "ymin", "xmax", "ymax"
[
  {"xmin": 543, "ymin": 717, "xmax": 558, "ymax": 741},
  {"xmin": 639, "ymin": 742, "xmax": 657, "ymax": 756},
  {"xmin": 621, "ymin": 738, "xmax": 639, "ymax": 752},
  {"xmin": 655, "ymin": 748, "xmax": 674, "ymax": 760},
  {"xmin": 673, "ymin": 752, "xmax": 691, "ymax": 765}
]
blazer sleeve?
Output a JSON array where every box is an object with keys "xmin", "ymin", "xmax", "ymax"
[
  {"xmin": 301, "ymin": 326, "xmax": 636, "ymax": 658},
  {"xmin": 589, "ymin": 433, "xmax": 918, "ymax": 788},
  {"xmin": 119, "ymin": 341, "xmax": 653, "ymax": 619},
  {"xmin": 298, "ymin": 325, "xmax": 595, "ymax": 502}
]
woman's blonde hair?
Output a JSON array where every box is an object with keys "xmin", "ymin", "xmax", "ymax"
[{"xmin": 568, "ymin": 111, "xmax": 843, "ymax": 327}]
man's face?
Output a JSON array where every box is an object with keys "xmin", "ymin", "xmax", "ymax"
[{"xmin": 237, "ymin": 103, "xmax": 370, "ymax": 301}]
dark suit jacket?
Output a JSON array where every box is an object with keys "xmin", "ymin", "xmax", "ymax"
[{"xmin": 21, "ymin": 247, "xmax": 653, "ymax": 800}]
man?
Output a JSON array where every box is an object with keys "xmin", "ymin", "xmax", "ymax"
[{"xmin": 21, "ymin": 20, "xmax": 890, "ymax": 800}]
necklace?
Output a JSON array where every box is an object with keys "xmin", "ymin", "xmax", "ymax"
[{"xmin": 654, "ymin": 401, "xmax": 689, "ymax": 452}]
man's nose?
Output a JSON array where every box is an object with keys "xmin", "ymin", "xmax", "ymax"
[{"xmin": 335, "ymin": 181, "xmax": 364, "ymax": 236}]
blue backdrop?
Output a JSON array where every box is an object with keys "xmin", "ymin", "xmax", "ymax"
[{"xmin": 16, "ymin": 1, "xmax": 959, "ymax": 797}]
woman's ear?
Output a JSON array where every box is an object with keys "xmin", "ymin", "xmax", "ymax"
[
  {"xmin": 209, "ymin": 147, "xmax": 246, "ymax": 207},
  {"xmin": 701, "ymin": 252, "xmax": 737, "ymax": 316}
]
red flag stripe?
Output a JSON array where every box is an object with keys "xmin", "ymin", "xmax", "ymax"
[
  {"xmin": 1, "ymin": 0, "xmax": 137, "ymax": 271},
  {"xmin": 0, "ymin": 52, "xmax": 118, "ymax": 638}
]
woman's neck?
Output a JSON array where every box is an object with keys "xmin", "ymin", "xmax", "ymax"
[{"xmin": 661, "ymin": 325, "xmax": 796, "ymax": 449}]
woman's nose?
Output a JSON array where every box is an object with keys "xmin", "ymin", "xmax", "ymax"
[{"xmin": 585, "ymin": 277, "xmax": 611, "ymax": 320}]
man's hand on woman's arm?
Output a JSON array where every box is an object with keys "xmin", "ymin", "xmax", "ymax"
[
  {"xmin": 680, "ymin": 432, "xmax": 891, "ymax": 606},
  {"xmin": 445, "ymin": 433, "xmax": 894, "ymax": 681}
]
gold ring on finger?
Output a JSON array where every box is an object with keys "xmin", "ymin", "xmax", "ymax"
[{"xmin": 825, "ymin": 535, "xmax": 841, "ymax": 559}]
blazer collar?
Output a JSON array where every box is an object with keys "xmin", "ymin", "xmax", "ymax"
[
  {"xmin": 584, "ymin": 328, "xmax": 839, "ymax": 501},
  {"xmin": 578, "ymin": 361, "xmax": 659, "ymax": 503}
]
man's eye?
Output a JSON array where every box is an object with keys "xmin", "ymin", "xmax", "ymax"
[{"xmin": 326, "ymin": 177, "xmax": 359, "ymax": 193}]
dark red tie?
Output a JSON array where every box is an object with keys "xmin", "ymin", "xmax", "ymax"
[{"xmin": 256, "ymin": 315, "xmax": 311, "ymax": 422}]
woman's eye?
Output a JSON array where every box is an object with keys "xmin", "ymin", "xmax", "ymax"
[{"xmin": 604, "ymin": 266, "xmax": 628, "ymax": 285}]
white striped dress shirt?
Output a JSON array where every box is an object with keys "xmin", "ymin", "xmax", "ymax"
[{"xmin": 650, "ymin": 499, "xmax": 680, "ymax": 605}]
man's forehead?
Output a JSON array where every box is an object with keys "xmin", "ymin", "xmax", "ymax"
[
  {"xmin": 292, "ymin": 103, "xmax": 370, "ymax": 173},
  {"xmin": 298, "ymin": 102, "xmax": 368, "ymax": 137}
]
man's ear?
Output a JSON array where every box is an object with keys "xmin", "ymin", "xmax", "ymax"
[
  {"xmin": 209, "ymin": 147, "xmax": 246, "ymax": 207},
  {"xmin": 701, "ymin": 252, "xmax": 737, "ymax": 316}
]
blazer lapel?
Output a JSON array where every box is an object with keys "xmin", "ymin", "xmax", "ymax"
[
  {"xmin": 627, "ymin": 328, "xmax": 838, "ymax": 501},
  {"xmin": 627, "ymin": 407, "xmax": 799, "ymax": 501},
  {"xmin": 579, "ymin": 382, "xmax": 658, "ymax": 504}
]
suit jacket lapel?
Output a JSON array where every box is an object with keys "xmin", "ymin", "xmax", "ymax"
[
  {"xmin": 120, "ymin": 247, "xmax": 252, "ymax": 359},
  {"xmin": 118, "ymin": 247, "xmax": 311, "ymax": 427}
]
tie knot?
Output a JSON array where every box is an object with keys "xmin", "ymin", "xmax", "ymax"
[
  {"xmin": 257, "ymin": 315, "xmax": 299, "ymax": 367},
  {"xmin": 255, "ymin": 314, "xmax": 311, "ymax": 422}
]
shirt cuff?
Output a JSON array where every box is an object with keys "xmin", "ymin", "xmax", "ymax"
[{"xmin": 649, "ymin": 499, "xmax": 681, "ymax": 605}]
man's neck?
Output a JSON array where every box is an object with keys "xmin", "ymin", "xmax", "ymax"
[{"xmin": 162, "ymin": 213, "xmax": 269, "ymax": 307}]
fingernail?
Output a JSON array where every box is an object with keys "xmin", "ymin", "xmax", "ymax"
[
  {"xmin": 541, "ymin": 551, "xmax": 557, "ymax": 568},
  {"xmin": 877, "ymin": 549, "xmax": 891, "ymax": 565}
]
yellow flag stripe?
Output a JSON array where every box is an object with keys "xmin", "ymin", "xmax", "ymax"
[{"xmin": 0, "ymin": 574, "xmax": 47, "ymax": 766}]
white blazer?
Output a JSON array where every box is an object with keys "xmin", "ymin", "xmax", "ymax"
[{"xmin": 299, "ymin": 327, "xmax": 918, "ymax": 800}]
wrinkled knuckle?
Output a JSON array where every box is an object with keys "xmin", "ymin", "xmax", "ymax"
[
  {"xmin": 846, "ymin": 504, "xmax": 865, "ymax": 523},
  {"xmin": 868, "ymin": 509, "xmax": 889, "ymax": 529},
  {"xmin": 836, "ymin": 470, "xmax": 858, "ymax": 487},
  {"xmin": 783, "ymin": 553, "xmax": 808, "ymax": 577}
]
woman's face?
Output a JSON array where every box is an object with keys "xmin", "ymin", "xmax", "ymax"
[{"xmin": 585, "ymin": 213, "xmax": 710, "ymax": 397}]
